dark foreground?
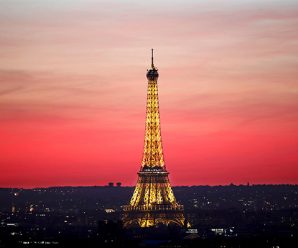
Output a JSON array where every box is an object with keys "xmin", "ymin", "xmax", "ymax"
[{"xmin": 1, "ymin": 185, "xmax": 297, "ymax": 247}]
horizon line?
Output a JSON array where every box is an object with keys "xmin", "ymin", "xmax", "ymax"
[{"xmin": 1, "ymin": 183, "xmax": 298, "ymax": 190}]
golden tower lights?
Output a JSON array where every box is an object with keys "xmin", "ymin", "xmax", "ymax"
[{"xmin": 123, "ymin": 50, "xmax": 185, "ymax": 228}]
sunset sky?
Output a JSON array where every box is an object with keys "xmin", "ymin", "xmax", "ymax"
[{"xmin": 0, "ymin": 0, "xmax": 298, "ymax": 188}]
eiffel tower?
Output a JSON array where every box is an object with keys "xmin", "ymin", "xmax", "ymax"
[{"xmin": 122, "ymin": 50, "xmax": 185, "ymax": 228}]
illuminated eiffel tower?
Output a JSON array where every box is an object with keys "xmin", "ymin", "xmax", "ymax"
[{"xmin": 123, "ymin": 50, "xmax": 185, "ymax": 228}]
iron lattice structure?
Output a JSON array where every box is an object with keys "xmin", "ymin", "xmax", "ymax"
[{"xmin": 123, "ymin": 50, "xmax": 185, "ymax": 228}]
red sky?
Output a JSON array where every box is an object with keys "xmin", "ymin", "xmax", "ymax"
[{"xmin": 0, "ymin": 0, "xmax": 298, "ymax": 188}]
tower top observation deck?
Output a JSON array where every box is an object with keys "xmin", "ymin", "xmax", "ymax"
[{"xmin": 146, "ymin": 49, "xmax": 159, "ymax": 81}]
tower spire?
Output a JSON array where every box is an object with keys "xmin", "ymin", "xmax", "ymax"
[
  {"xmin": 146, "ymin": 49, "xmax": 159, "ymax": 81},
  {"xmin": 151, "ymin": 48, "xmax": 154, "ymax": 68}
]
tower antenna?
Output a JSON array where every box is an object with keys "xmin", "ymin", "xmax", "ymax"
[{"xmin": 151, "ymin": 48, "xmax": 154, "ymax": 68}]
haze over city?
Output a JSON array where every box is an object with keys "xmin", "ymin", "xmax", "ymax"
[{"xmin": 0, "ymin": 0, "xmax": 298, "ymax": 188}]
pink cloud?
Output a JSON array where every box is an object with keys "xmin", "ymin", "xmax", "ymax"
[{"xmin": 0, "ymin": 0, "xmax": 298, "ymax": 187}]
